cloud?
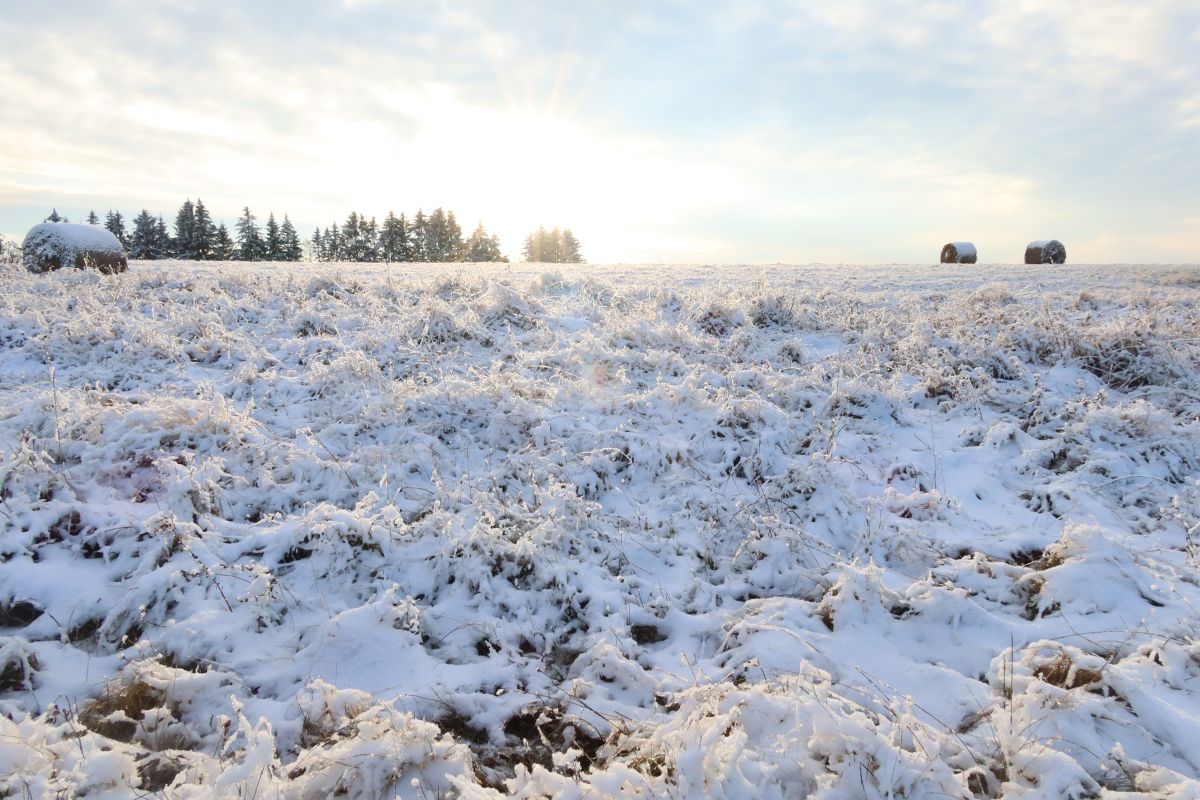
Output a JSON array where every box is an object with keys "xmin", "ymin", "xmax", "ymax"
[{"xmin": 0, "ymin": 1, "xmax": 1197, "ymax": 261}]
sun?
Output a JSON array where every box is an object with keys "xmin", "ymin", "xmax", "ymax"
[
  {"xmin": 322, "ymin": 85, "xmax": 739, "ymax": 262},
  {"xmin": 406, "ymin": 102, "xmax": 627, "ymax": 254},
  {"xmin": 478, "ymin": 111, "xmax": 608, "ymax": 217}
]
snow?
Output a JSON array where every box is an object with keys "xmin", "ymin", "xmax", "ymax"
[
  {"xmin": 22, "ymin": 222, "xmax": 125, "ymax": 255},
  {"xmin": 1, "ymin": 259, "xmax": 1199, "ymax": 797},
  {"xmin": 952, "ymin": 241, "xmax": 977, "ymax": 258}
]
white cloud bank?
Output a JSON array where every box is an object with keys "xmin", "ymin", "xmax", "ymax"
[{"xmin": 0, "ymin": 0, "xmax": 1196, "ymax": 262}]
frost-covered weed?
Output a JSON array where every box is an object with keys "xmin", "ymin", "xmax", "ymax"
[{"xmin": 1, "ymin": 261, "xmax": 1199, "ymax": 797}]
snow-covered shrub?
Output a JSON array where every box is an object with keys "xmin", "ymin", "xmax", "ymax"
[
  {"xmin": 0, "ymin": 234, "xmax": 21, "ymax": 268},
  {"xmin": 692, "ymin": 302, "xmax": 745, "ymax": 337}
]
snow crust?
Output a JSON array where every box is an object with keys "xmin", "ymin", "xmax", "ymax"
[
  {"xmin": 1, "ymin": 259, "xmax": 1199, "ymax": 797},
  {"xmin": 23, "ymin": 222, "xmax": 124, "ymax": 254},
  {"xmin": 952, "ymin": 241, "xmax": 977, "ymax": 258},
  {"xmin": 22, "ymin": 222, "xmax": 125, "ymax": 273}
]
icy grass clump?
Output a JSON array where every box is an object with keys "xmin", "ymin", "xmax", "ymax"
[{"xmin": 0, "ymin": 261, "xmax": 1199, "ymax": 796}]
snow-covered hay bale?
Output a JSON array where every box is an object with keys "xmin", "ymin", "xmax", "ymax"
[
  {"xmin": 1024, "ymin": 239, "xmax": 1066, "ymax": 265},
  {"xmin": 940, "ymin": 242, "xmax": 977, "ymax": 264},
  {"xmin": 21, "ymin": 222, "xmax": 128, "ymax": 274}
]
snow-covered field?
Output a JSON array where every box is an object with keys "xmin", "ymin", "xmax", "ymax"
[{"xmin": 2, "ymin": 260, "xmax": 1199, "ymax": 798}]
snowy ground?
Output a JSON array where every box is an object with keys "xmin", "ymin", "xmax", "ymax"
[{"xmin": 2, "ymin": 260, "xmax": 1199, "ymax": 798}]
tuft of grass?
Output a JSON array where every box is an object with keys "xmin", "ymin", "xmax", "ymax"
[
  {"xmin": 80, "ymin": 676, "xmax": 165, "ymax": 742},
  {"xmin": 1032, "ymin": 653, "xmax": 1103, "ymax": 690},
  {"xmin": 0, "ymin": 640, "xmax": 39, "ymax": 692}
]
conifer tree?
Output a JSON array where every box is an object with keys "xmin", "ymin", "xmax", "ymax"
[
  {"xmin": 324, "ymin": 223, "xmax": 342, "ymax": 261},
  {"xmin": 86, "ymin": 210, "xmax": 100, "ymax": 225},
  {"xmin": 235, "ymin": 206, "xmax": 262, "ymax": 261},
  {"xmin": 104, "ymin": 210, "xmax": 128, "ymax": 248},
  {"xmin": 173, "ymin": 199, "xmax": 196, "ymax": 259},
  {"xmin": 463, "ymin": 223, "xmax": 504, "ymax": 262},
  {"xmin": 45, "ymin": 209, "xmax": 65, "ymax": 223},
  {"xmin": 129, "ymin": 210, "xmax": 159, "ymax": 259},
  {"xmin": 561, "ymin": 229, "xmax": 584, "ymax": 263},
  {"xmin": 280, "ymin": 216, "xmax": 302, "ymax": 261},
  {"xmin": 362, "ymin": 217, "xmax": 379, "ymax": 262},
  {"xmin": 396, "ymin": 213, "xmax": 414, "ymax": 261},
  {"xmin": 379, "ymin": 211, "xmax": 406, "ymax": 261},
  {"xmin": 426, "ymin": 207, "xmax": 463, "ymax": 262},
  {"xmin": 264, "ymin": 212, "xmax": 282, "ymax": 261},
  {"xmin": 546, "ymin": 228, "xmax": 565, "ymax": 263},
  {"xmin": 522, "ymin": 225, "xmax": 547, "ymax": 261},
  {"xmin": 424, "ymin": 208, "xmax": 452, "ymax": 261},
  {"xmin": 340, "ymin": 212, "xmax": 363, "ymax": 261},
  {"xmin": 154, "ymin": 216, "xmax": 171, "ymax": 258},
  {"xmin": 444, "ymin": 210, "xmax": 464, "ymax": 261},
  {"xmin": 410, "ymin": 210, "xmax": 427, "ymax": 261},
  {"xmin": 213, "ymin": 223, "xmax": 235, "ymax": 260},
  {"xmin": 194, "ymin": 199, "xmax": 215, "ymax": 260}
]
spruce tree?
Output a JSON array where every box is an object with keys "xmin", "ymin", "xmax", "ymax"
[
  {"xmin": 379, "ymin": 212, "xmax": 399, "ymax": 261},
  {"xmin": 410, "ymin": 210, "xmax": 427, "ymax": 261},
  {"xmin": 154, "ymin": 215, "xmax": 171, "ymax": 258},
  {"xmin": 280, "ymin": 216, "xmax": 302, "ymax": 261},
  {"xmin": 341, "ymin": 212, "xmax": 363, "ymax": 261},
  {"xmin": 560, "ymin": 229, "xmax": 583, "ymax": 263},
  {"xmin": 173, "ymin": 199, "xmax": 196, "ymax": 259},
  {"xmin": 396, "ymin": 213, "xmax": 414, "ymax": 261},
  {"xmin": 380, "ymin": 211, "xmax": 414, "ymax": 262},
  {"xmin": 86, "ymin": 210, "xmax": 100, "ymax": 225},
  {"xmin": 129, "ymin": 210, "xmax": 159, "ymax": 259},
  {"xmin": 324, "ymin": 224, "xmax": 342, "ymax": 261},
  {"xmin": 445, "ymin": 210, "xmax": 464, "ymax": 261},
  {"xmin": 264, "ymin": 213, "xmax": 282, "ymax": 261},
  {"xmin": 464, "ymin": 223, "xmax": 504, "ymax": 262},
  {"xmin": 547, "ymin": 228, "xmax": 566, "ymax": 263},
  {"xmin": 194, "ymin": 199, "xmax": 215, "ymax": 260},
  {"xmin": 362, "ymin": 217, "xmax": 379, "ymax": 262},
  {"xmin": 213, "ymin": 223, "xmax": 235, "ymax": 260},
  {"xmin": 425, "ymin": 208, "xmax": 449, "ymax": 261},
  {"xmin": 45, "ymin": 209, "xmax": 65, "ymax": 223},
  {"xmin": 235, "ymin": 207, "xmax": 262, "ymax": 261},
  {"xmin": 105, "ymin": 211, "xmax": 128, "ymax": 248},
  {"xmin": 522, "ymin": 226, "xmax": 547, "ymax": 261}
]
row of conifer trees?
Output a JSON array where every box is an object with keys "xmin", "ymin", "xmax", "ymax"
[
  {"xmin": 309, "ymin": 208, "xmax": 506, "ymax": 263},
  {"xmin": 43, "ymin": 203, "xmax": 585, "ymax": 263},
  {"xmin": 46, "ymin": 204, "xmax": 302, "ymax": 261}
]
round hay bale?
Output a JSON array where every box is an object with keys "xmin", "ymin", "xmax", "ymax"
[
  {"xmin": 940, "ymin": 242, "xmax": 977, "ymax": 264},
  {"xmin": 21, "ymin": 222, "xmax": 128, "ymax": 274},
  {"xmin": 1024, "ymin": 240, "xmax": 1066, "ymax": 265}
]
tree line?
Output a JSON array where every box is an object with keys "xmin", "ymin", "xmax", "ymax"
[
  {"xmin": 45, "ymin": 203, "xmax": 301, "ymax": 261},
  {"xmin": 310, "ymin": 208, "xmax": 506, "ymax": 263},
  {"xmin": 522, "ymin": 226, "xmax": 583, "ymax": 263},
  {"xmin": 40, "ymin": 203, "xmax": 586, "ymax": 263}
]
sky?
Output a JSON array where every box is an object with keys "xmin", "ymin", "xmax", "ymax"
[{"xmin": 1, "ymin": 1, "xmax": 1198, "ymax": 264}]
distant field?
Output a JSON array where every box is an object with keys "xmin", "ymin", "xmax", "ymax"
[{"xmin": 2, "ymin": 260, "xmax": 1199, "ymax": 798}]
